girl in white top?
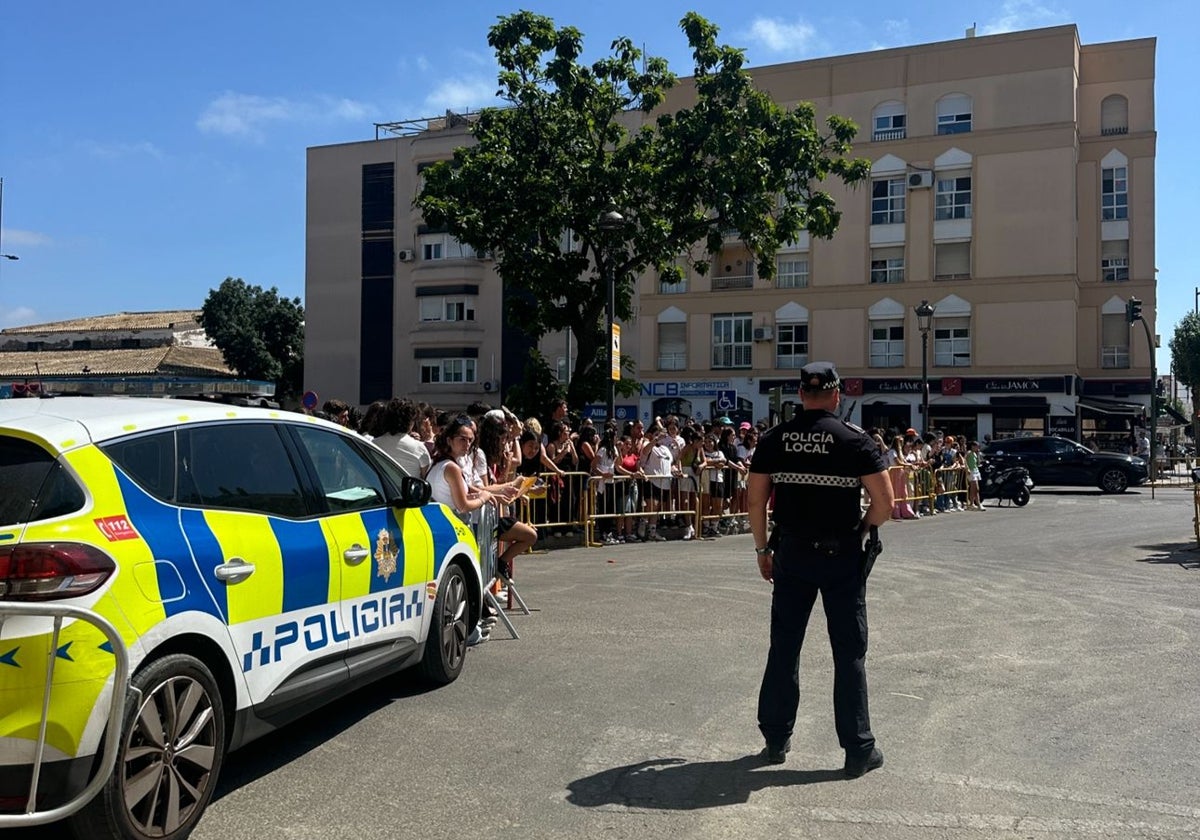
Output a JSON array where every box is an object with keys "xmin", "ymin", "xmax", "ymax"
[{"xmin": 427, "ymin": 418, "xmax": 493, "ymax": 518}]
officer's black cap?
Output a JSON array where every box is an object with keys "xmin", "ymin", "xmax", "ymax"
[{"xmin": 799, "ymin": 361, "xmax": 841, "ymax": 392}]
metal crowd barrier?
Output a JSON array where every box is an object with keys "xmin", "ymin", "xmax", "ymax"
[
  {"xmin": 506, "ymin": 461, "xmax": 980, "ymax": 551},
  {"xmin": 0, "ymin": 603, "xmax": 131, "ymax": 827}
]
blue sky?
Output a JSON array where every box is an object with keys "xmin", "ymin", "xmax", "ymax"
[{"xmin": 2, "ymin": 0, "xmax": 1196, "ymax": 368}]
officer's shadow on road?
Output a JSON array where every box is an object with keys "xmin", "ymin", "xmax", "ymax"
[{"xmin": 566, "ymin": 755, "xmax": 843, "ymax": 810}]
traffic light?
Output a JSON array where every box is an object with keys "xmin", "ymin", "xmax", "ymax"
[{"xmin": 1126, "ymin": 297, "xmax": 1143, "ymax": 323}]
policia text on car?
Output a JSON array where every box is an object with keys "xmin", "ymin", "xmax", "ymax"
[{"xmin": 747, "ymin": 361, "xmax": 894, "ymax": 777}]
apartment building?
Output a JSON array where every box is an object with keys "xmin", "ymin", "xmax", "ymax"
[{"xmin": 305, "ymin": 24, "xmax": 1155, "ymax": 445}]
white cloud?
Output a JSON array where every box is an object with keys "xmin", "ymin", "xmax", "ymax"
[
  {"xmin": 422, "ymin": 77, "xmax": 497, "ymax": 114},
  {"xmin": 979, "ymin": 0, "xmax": 1070, "ymax": 36},
  {"xmin": 743, "ymin": 17, "xmax": 819, "ymax": 55},
  {"xmin": 78, "ymin": 140, "xmax": 165, "ymax": 160},
  {"xmin": 197, "ymin": 92, "xmax": 378, "ymax": 141},
  {"xmin": 1, "ymin": 229, "xmax": 52, "ymax": 247},
  {"xmin": 0, "ymin": 305, "xmax": 37, "ymax": 329},
  {"xmin": 869, "ymin": 19, "xmax": 912, "ymax": 51}
]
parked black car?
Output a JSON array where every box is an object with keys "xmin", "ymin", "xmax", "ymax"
[{"xmin": 982, "ymin": 435, "xmax": 1148, "ymax": 493}]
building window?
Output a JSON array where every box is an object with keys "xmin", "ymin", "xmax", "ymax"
[
  {"xmin": 1100, "ymin": 95, "xmax": 1128, "ymax": 136},
  {"xmin": 418, "ymin": 296, "xmax": 476, "ymax": 322},
  {"xmin": 72, "ymin": 339, "xmax": 92, "ymax": 350},
  {"xmin": 659, "ymin": 273, "xmax": 688, "ymax": 294},
  {"xmin": 418, "ymin": 233, "xmax": 475, "ymax": 260},
  {"xmin": 420, "ymin": 358, "xmax": 477, "ymax": 383},
  {"xmin": 934, "ymin": 317, "xmax": 971, "ymax": 366},
  {"xmin": 936, "ymin": 93, "xmax": 973, "ymax": 135},
  {"xmin": 872, "ymin": 101, "xmax": 906, "ymax": 141},
  {"xmin": 935, "ymin": 242, "xmax": 971, "ymax": 280},
  {"xmin": 869, "ymin": 321, "xmax": 904, "ymax": 368},
  {"xmin": 711, "ymin": 313, "xmax": 752, "ymax": 369},
  {"xmin": 871, "ymin": 178, "xmax": 905, "ymax": 225},
  {"xmin": 1102, "ymin": 166, "xmax": 1128, "ymax": 221},
  {"xmin": 1101, "ymin": 240, "xmax": 1130, "ymax": 282},
  {"xmin": 870, "ymin": 248, "xmax": 905, "ymax": 284},
  {"xmin": 935, "ymin": 175, "xmax": 972, "ymax": 220},
  {"xmin": 776, "ymin": 323, "xmax": 808, "ymax": 369},
  {"xmin": 776, "ymin": 257, "xmax": 809, "ymax": 289},
  {"xmin": 1101, "ymin": 313, "xmax": 1130, "ymax": 368},
  {"xmin": 658, "ymin": 322, "xmax": 687, "ymax": 371}
]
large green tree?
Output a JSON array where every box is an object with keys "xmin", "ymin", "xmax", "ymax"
[
  {"xmin": 198, "ymin": 277, "xmax": 304, "ymax": 400},
  {"xmin": 417, "ymin": 11, "xmax": 869, "ymax": 409},
  {"xmin": 1169, "ymin": 310, "xmax": 1200, "ymax": 443}
]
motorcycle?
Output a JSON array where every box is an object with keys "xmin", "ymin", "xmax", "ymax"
[{"xmin": 979, "ymin": 458, "xmax": 1033, "ymax": 507}]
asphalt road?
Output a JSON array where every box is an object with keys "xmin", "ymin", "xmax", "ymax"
[{"xmin": 54, "ymin": 486, "xmax": 1200, "ymax": 839}]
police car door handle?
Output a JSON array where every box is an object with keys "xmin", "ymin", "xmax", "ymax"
[
  {"xmin": 214, "ymin": 558, "xmax": 256, "ymax": 583},
  {"xmin": 343, "ymin": 544, "xmax": 370, "ymax": 564}
]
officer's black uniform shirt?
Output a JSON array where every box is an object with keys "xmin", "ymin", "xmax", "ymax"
[{"xmin": 749, "ymin": 409, "xmax": 886, "ymax": 534}]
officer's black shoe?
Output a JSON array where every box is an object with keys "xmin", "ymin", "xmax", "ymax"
[
  {"xmin": 761, "ymin": 738, "xmax": 790, "ymax": 765},
  {"xmin": 844, "ymin": 746, "xmax": 884, "ymax": 778}
]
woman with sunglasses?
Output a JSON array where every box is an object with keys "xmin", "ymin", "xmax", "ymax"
[{"xmin": 427, "ymin": 417, "xmax": 494, "ymax": 521}]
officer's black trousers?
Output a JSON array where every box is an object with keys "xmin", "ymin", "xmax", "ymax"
[{"xmin": 757, "ymin": 541, "xmax": 875, "ymax": 755}]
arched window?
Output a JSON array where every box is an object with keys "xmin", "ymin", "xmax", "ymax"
[
  {"xmin": 936, "ymin": 93, "xmax": 973, "ymax": 135},
  {"xmin": 1101, "ymin": 95, "xmax": 1128, "ymax": 136},
  {"xmin": 872, "ymin": 100, "xmax": 906, "ymax": 141}
]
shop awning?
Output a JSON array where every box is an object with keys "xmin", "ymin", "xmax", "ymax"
[{"xmin": 1077, "ymin": 397, "xmax": 1144, "ymax": 416}]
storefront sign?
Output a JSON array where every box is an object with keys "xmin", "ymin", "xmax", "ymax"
[{"xmin": 640, "ymin": 380, "xmax": 731, "ymax": 397}]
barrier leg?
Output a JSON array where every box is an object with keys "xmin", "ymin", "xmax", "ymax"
[{"xmin": 485, "ymin": 590, "xmax": 520, "ymax": 639}]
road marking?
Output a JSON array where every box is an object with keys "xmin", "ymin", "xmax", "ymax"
[{"xmin": 888, "ymin": 692, "xmax": 924, "ymax": 700}]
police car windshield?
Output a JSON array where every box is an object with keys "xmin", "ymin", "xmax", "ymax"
[{"xmin": 0, "ymin": 436, "xmax": 86, "ymax": 527}]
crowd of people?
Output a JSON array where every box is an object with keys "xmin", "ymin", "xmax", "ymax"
[
  {"xmin": 868, "ymin": 427, "xmax": 985, "ymax": 519},
  {"xmin": 310, "ymin": 396, "xmax": 768, "ymax": 546}
]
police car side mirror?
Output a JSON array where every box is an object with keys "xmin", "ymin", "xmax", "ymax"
[{"xmin": 392, "ymin": 476, "xmax": 433, "ymax": 508}]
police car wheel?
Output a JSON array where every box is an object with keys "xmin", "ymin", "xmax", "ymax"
[
  {"xmin": 72, "ymin": 653, "xmax": 226, "ymax": 840},
  {"xmin": 419, "ymin": 562, "xmax": 470, "ymax": 685}
]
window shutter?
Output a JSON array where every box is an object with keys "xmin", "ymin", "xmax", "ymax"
[
  {"xmin": 658, "ymin": 323, "xmax": 686, "ymax": 355},
  {"xmin": 1101, "ymin": 313, "xmax": 1128, "ymax": 346},
  {"xmin": 935, "ymin": 242, "xmax": 971, "ymax": 277},
  {"xmin": 1101, "ymin": 240, "xmax": 1128, "ymax": 260},
  {"xmin": 1100, "ymin": 95, "xmax": 1128, "ymax": 132}
]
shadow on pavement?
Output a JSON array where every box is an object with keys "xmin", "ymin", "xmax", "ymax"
[
  {"xmin": 566, "ymin": 754, "xmax": 844, "ymax": 810},
  {"xmin": 211, "ymin": 670, "xmax": 439, "ymax": 802},
  {"xmin": 1135, "ymin": 541, "xmax": 1200, "ymax": 570}
]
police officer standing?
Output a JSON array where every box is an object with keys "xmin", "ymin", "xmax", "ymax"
[{"xmin": 748, "ymin": 362, "xmax": 894, "ymax": 776}]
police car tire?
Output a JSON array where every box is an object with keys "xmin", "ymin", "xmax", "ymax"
[
  {"xmin": 71, "ymin": 653, "xmax": 226, "ymax": 840},
  {"xmin": 419, "ymin": 562, "xmax": 469, "ymax": 685}
]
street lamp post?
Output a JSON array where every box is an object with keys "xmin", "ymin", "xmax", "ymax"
[
  {"xmin": 915, "ymin": 299, "xmax": 936, "ymax": 436},
  {"xmin": 598, "ymin": 208, "xmax": 625, "ymax": 423}
]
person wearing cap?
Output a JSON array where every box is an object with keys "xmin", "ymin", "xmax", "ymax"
[{"xmin": 748, "ymin": 361, "xmax": 893, "ymax": 777}]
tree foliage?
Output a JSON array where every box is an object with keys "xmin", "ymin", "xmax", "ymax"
[
  {"xmin": 1169, "ymin": 310, "xmax": 1200, "ymax": 436},
  {"xmin": 198, "ymin": 277, "xmax": 304, "ymax": 399},
  {"xmin": 417, "ymin": 11, "xmax": 870, "ymax": 409}
]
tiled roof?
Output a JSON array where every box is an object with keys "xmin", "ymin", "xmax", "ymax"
[
  {"xmin": 0, "ymin": 346, "xmax": 233, "ymax": 377},
  {"xmin": 0, "ymin": 310, "xmax": 202, "ymax": 334}
]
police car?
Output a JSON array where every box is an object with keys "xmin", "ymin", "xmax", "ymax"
[{"xmin": 0, "ymin": 397, "xmax": 487, "ymax": 839}]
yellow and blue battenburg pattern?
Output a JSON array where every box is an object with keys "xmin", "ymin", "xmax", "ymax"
[{"xmin": 0, "ymin": 443, "xmax": 477, "ymax": 760}]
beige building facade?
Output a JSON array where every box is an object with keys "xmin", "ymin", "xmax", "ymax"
[{"xmin": 305, "ymin": 24, "xmax": 1155, "ymax": 445}]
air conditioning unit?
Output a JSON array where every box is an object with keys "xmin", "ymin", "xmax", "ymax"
[
  {"xmin": 482, "ymin": 379, "xmax": 500, "ymax": 393},
  {"xmin": 753, "ymin": 326, "xmax": 774, "ymax": 342},
  {"xmin": 907, "ymin": 170, "xmax": 933, "ymax": 189},
  {"xmin": 397, "ymin": 249, "xmax": 415, "ymax": 262}
]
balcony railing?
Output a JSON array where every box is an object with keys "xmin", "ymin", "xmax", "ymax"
[
  {"xmin": 658, "ymin": 280, "xmax": 688, "ymax": 295},
  {"xmin": 658, "ymin": 352, "xmax": 687, "ymax": 371},
  {"xmin": 872, "ymin": 128, "xmax": 906, "ymax": 141},
  {"xmin": 1101, "ymin": 126, "xmax": 1129, "ymax": 136},
  {"xmin": 712, "ymin": 273, "xmax": 754, "ymax": 291}
]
